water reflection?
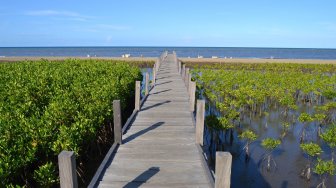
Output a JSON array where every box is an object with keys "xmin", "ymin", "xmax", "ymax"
[{"xmin": 199, "ymin": 91, "xmax": 336, "ymax": 188}]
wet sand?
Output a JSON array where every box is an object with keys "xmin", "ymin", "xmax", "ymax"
[{"xmin": 180, "ymin": 57, "xmax": 336, "ymax": 64}]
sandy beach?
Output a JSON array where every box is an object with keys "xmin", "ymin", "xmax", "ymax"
[
  {"xmin": 180, "ymin": 57, "xmax": 336, "ymax": 64},
  {"xmin": 0, "ymin": 56, "xmax": 157, "ymax": 62}
]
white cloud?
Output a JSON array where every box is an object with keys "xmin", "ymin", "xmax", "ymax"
[{"xmin": 25, "ymin": 10, "xmax": 92, "ymax": 21}]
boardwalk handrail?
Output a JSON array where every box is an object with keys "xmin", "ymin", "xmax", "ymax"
[
  {"xmin": 179, "ymin": 57, "xmax": 232, "ymax": 188},
  {"xmin": 59, "ymin": 52, "xmax": 231, "ymax": 188},
  {"xmin": 85, "ymin": 52, "xmax": 166, "ymax": 188}
]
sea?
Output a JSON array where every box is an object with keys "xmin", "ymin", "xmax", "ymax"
[{"xmin": 0, "ymin": 47, "xmax": 336, "ymax": 59}]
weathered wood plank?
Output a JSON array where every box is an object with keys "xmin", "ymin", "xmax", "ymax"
[
  {"xmin": 96, "ymin": 53, "xmax": 212, "ymax": 188},
  {"xmin": 58, "ymin": 151, "xmax": 78, "ymax": 188},
  {"xmin": 98, "ymin": 182, "xmax": 210, "ymax": 188},
  {"xmin": 215, "ymin": 152, "xmax": 232, "ymax": 188},
  {"xmin": 113, "ymin": 100, "xmax": 122, "ymax": 144}
]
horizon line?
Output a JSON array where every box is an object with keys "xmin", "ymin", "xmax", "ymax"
[{"xmin": 1, "ymin": 46, "xmax": 336, "ymax": 50}]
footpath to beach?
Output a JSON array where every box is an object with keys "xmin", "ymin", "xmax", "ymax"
[{"xmin": 86, "ymin": 52, "xmax": 217, "ymax": 188}]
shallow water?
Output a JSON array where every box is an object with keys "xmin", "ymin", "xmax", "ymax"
[
  {"xmin": 1, "ymin": 47, "xmax": 336, "ymax": 59},
  {"xmin": 202, "ymin": 98, "xmax": 336, "ymax": 188},
  {"xmin": 141, "ymin": 67, "xmax": 336, "ymax": 187}
]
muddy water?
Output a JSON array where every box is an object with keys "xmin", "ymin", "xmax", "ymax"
[{"xmin": 203, "ymin": 98, "xmax": 336, "ymax": 188}]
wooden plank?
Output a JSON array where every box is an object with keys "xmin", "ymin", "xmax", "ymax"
[
  {"xmin": 95, "ymin": 53, "xmax": 212, "ymax": 188},
  {"xmin": 196, "ymin": 100, "xmax": 205, "ymax": 146},
  {"xmin": 113, "ymin": 100, "xmax": 122, "ymax": 144},
  {"xmin": 58, "ymin": 151, "xmax": 78, "ymax": 188},
  {"xmin": 145, "ymin": 72, "xmax": 149, "ymax": 96},
  {"xmin": 88, "ymin": 143, "xmax": 118, "ymax": 188},
  {"xmin": 98, "ymin": 182, "xmax": 210, "ymax": 188},
  {"xmin": 135, "ymin": 81, "xmax": 140, "ymax": 111},
  {"xmin": 101, "ymin": 169, "xmax": 208, "ymax": 184},
  {"xmin": 215, "ymin": 152, "xmax": 232, "ymax": 188},
  {"xmin": 189, "ymin": 81, "xmax": 196, "ymax": 112}
]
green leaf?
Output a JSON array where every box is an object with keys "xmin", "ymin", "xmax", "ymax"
[{"xmin": 300, "ymin": 142, "xmax": 322, "ymax": 157}]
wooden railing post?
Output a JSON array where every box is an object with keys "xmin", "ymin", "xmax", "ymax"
[
  {"xmin": 152, "ymin": 65, "xmax": 156, "ymax": 86},
  {"xmin": 189, "ymin": 81, "xmax": 196, "ymax": 112},
  {"xmin": 178, "ymin": 61, "xmax": 181, "ymax": 74},
  {"xmin": 182, "ymin": 64, "xmax": 186, "ymax": 79},
  {"xmin": 58, "ymin": 151, "xmax": 78, "ymax": 188},
  {"xmin": 188, "ymin": 73, "xmax": 192, "ymax": 93},
  {"xmin": 156, "ymin": 58, "xmax": 160, "ymax": 72},
  {"xmin": 196, "ymin": 100, "xmax": 205, "ymax": 146},
  {"xmin": 145, "ymin": 72, "xmax": 149, "ymax": 96},
  {"xmin": 113, "ymin": 100, "xmax": 122, "ymax": 144},
  {"xmin": 185, "ymin": 68, "xmax": 190, "ymax": 88},
  {"xmin": 215, "ymin": 152, "xmax": 232, "ymax": 188},
  {"xmin": 135, "ymin": 81, "xmax": 140, "ymax": 111}
]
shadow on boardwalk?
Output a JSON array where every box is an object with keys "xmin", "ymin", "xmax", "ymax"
[
  {"xmin": 123, "ymin": 122, "xmax": 164, "ymax": 144},
  {"xmin": 151, "ymin": 89, "xmax": 172, "ymax": 95},
  {"xmin": 123, "ymin": 167, "xmax": 160, "ymax": 188},
  {"xmin": 155, "ymin": 80, "xmax": 172, "ymax": 86},
  {"xmin": 141, "ymin": 100, "xmax": 171, "ymax": 111}
]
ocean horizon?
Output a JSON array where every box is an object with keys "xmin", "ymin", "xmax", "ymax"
[{"xmin": 1, "ymin": 46, "xmax": 336, "ymax": 59}]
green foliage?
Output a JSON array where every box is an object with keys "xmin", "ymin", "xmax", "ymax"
[
  {"xmin": 218, "ymin": 117, "xmax": 234, "ymax": 130},
  {"xmin": 239, "ymin": 130, "xmax": 257, "ymax": 142},
  {"xmin": 193, "ymin": 62, "xmax": 336, "ymax": 179},
  {"xmin": 196, "ymin": 63, "xmax": 335, "ymax": 140},
  {"xmin": 323, "ymin": 90, "xmax": 336, "ymax": 100},
  {"xmin": 0, "ymin": 59, "xmax": 142, "ymax": 186},
  {"xmin": 298, "ymin": 113, "xmax": 314, "ymax": 123},
  {"xmin": 33, "ymin": 162, "xmax": 58, "ymax": 187},
  {"xmin": 314, "ymin": 113, "xmax": 327, "ymax": 123},
  {"xmin": 282, "ymin": 122, "xmax": 290, "ymax": 130},
  {"xmin": 261, "ymin": 138, "xmax": 281, "ymax": 150},
  {"xmin": 205, "ymin": 115, "xmax": 221, "ymax": 130},
  {"xmin": 320, "ymin": 125, "xmax": 336, "ymax": 148},
  {"xmin": 300, "ymin": 142, "xmax": 322, "ymax": 157},
  {"xmin": 314, "ymin": 158, "xmax": 336, "ymax": 176}
]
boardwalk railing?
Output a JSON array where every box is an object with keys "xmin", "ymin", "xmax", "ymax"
[
  {"xmin": 174, "ymin": 52, "xmax": 232, "ymax": 188},
  {"xmin": 58, "ymin": 52, "xmax": 232, "ymax": 188},
  {"xmin": 58, "ymin": 52, "xmax": 167, "ymax": 188}
]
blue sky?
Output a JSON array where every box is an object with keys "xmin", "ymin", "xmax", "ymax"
[{"xmin": 0, "ymin": 0, "xmax": 335, "ymax": 48}]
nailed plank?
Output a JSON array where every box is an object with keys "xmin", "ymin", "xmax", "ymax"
[
  {"xmin": 98, "ymin": 182, "xmax": 210, "ymax": 188},
  {"xmin": 96, "ymin": 53, "xmax": 212, "ymax": 188}
]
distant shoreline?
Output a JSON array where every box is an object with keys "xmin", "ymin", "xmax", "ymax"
[
  {"xmin": 180, "ymin": 57, "xmax": 336, "ymax": 64},
  {"xmin": 0, "ymin": 56, "xmax": 157, "ymax": 62},
  {"xmin": 0, "ymin": 56, "xmax": 336, "ymax": 64}
]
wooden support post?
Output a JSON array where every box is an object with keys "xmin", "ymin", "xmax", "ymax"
[
  {"xmin": 156, "ymin": 59, "xmax": 160, "ymax": 71},
  {"xmin": 135, "ymin": 81, "xmax": 140, "ymax": 111},
  {"xmin": 215, "ymin": 152, "xmax": 232, "ymax": 188},
  {"xmin": 113, "ymin": 100, "xmax": 122, "ymax": 144},
  {"xmin": 58, "ymin": 151, "xmax": 78, "ymax": 188},
  {"xmin": 189, "ymin": 81, "xmax": 196, "ymax": 112},
  {"xmin": 178, "ymin": 61, "xmax": 181, "ymax": 74},
  {"xmin": 188, "ymin": 73, "xmax": 192, "ymax": 93},
  {"xmin": 196, "ymin": 100, "xmax": 205, "ymax": 146},
  {"xmin": 152, "ymin": 65, "xmax": 156, "ymax": 85},
  {"xmin": 182, "ymin": 64, "xmax": 186, "ymax": 79},
  {"xmin": 185, "ymin": 68, "xmax": 190, "ymax": 88},
  {"xmin": 145, "ymin": 72, "xmax": 149, "ymax": 96}
]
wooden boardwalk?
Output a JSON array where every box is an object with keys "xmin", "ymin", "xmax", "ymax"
[{"xmin": 94, "ymin": 54, "xmax": 213, "ymax": 187}]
